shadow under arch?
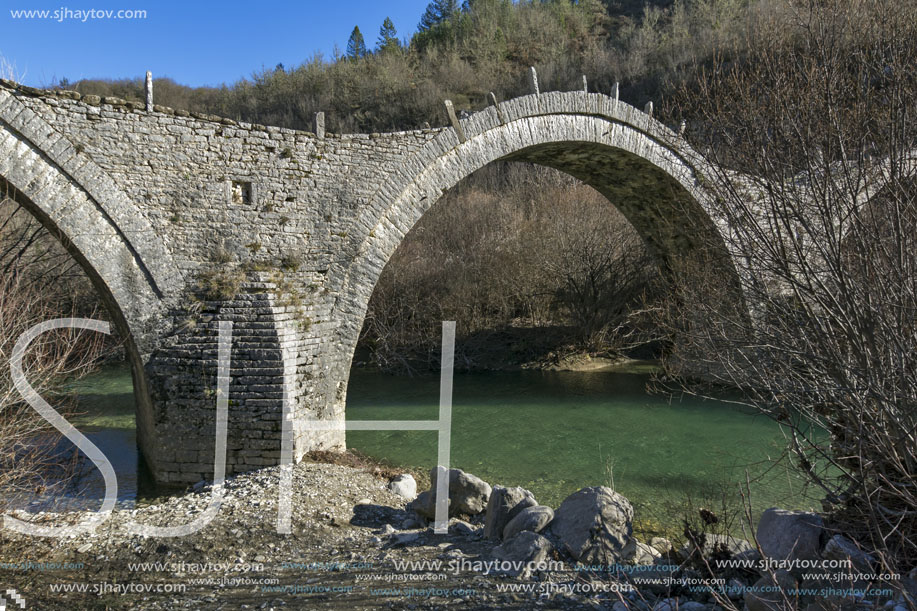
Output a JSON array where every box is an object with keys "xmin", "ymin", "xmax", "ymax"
[{"xmin": 325, "ymin": 92, "xmax": 745, "ymax": 427}]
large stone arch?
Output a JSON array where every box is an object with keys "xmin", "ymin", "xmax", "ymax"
[
  {"xmin": 0, "ymin": 88, "xmax": 182, "ymax": 466},
  {"xmin": 323, "ymin": 91, "xmax": 741, "ymax": 421}
]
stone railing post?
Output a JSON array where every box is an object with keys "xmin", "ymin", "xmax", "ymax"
[{"xmin": 145, "ymin": 71, "xmax": 153, "ymax": 111}]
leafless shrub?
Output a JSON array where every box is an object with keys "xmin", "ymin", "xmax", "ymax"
[
  {"xmin": 0, "ymin": 189, "xmax": 111, "ymax": 510},
  {"xmin": 660, "ymin": 0, "xmax": 917, "ymax": 569}
]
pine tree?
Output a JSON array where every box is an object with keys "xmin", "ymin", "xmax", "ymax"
[
  {"xmin": 418, "ymin": 0, "xmax": 460, "ymax": 31},
  {"xmin": 377, "ymin": 17, "xmax": 401, "ymax": 53},
  {"xmin": 346, "ymin": 26, "xmax": 367, "ymax": 59}
]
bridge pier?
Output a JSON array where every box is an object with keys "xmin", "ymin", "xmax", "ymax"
[{"xmin": 140, "ymin": 277, "xmax": 343, "ymax": 484}]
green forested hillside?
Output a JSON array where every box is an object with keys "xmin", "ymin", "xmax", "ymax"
[{"xmin": 63, "ymin": 0, "xmax": 756, "ymax": 133}]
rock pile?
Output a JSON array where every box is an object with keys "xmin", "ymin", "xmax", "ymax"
[{"xmin": 403, "ymin": 471, "xmax": 913, "ymax": 610}]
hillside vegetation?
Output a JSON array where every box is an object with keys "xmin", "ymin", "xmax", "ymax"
[{"xmin": 63, "ymin": 0, "xmax": 756, "ymax": 133}]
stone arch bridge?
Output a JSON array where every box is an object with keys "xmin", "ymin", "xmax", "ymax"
[{"xmin": 1, "ymin": 78, "xmax": 742, "ymax": 484}]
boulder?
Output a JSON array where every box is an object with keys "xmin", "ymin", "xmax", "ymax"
[
  {"xmin": 390, "ymin": 532, "xmax": 420, "ymax": 546},
  {"xmin": 406, "ymin": 491, "xmax": 436, "ymax": 519},
  {"xmin": 503, "ymin": 505, "xmax": 554, "ymax": 540},
  {"xmin": 431, "ymin": 468, "xmax": 491, "ymax": 515},
  {"xmin": 492, "ymin": 531, "xmax": 553, "ymax": 578},
  {"xmin": 407, "ymin": 468, "xmax": 491, "ymax": 519},
  {"xmin": 756, "ymin": 508, "xmax": 824, "ymax": 564},
  {"xmin": 401, "ymin": 517, "xmax": 420, "ymax": 529},
  {"xmin": 484, "ymin": 486, "xmax": 537, "ymax": 540},
  {"xmin": 653, "ymin": 598, "xmax": 681, "ymax": 611},
  {"xmin": 745, "ymin": 570, "xmax": 797, "ymax": 611},
  {"xmin": 649, "ymin": 536, "xmax": 673, "ymax": 554},
  {"xmin": 821, "ymin": 534, "xmax": 875, "ymax": 573},
  {"xmin": 725, "ymin": 578, "xmax": 747, "ymax": 600},
  {"xmin": 387, "ymin": 474, "xmax": 417, "ymax": 501},
  {"xmin": 448, "ymin": 520, "xmax": 476, "ymax": 537},
  {"xmin": 550, "ymin": 486, "xmax": 634, "ymax": 563}
]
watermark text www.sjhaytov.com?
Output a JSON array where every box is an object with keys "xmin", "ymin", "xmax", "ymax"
[{"xmin": 10, "ymin": 7, "xmax": 147, "ymax": 22}]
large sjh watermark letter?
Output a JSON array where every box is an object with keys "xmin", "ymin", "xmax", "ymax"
[
  {"xmin": 6, "ymin": 318, "xmax": 454, "ymax": 537},
  {"xmin": 126, "ymin": 321, "xmax": 231, "ymax": 537},
  {"xmin": 5, "ymin": 318, "xmax": 116, "ymax": 537},
  {"xmin": 4, "ymin": 319, "xmax": 232, "ymax": 538}
]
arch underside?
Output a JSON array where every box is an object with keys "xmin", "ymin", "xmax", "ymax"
[
  {"xmin": 501, "ymin": 141, "xmax": 723, "ymax": 274},
  {"xmin": 0, "ymin": 118, "xmax": 168, "ymax": 474},
  {"xmin": 339, "ymin": 111, "xmax": 736, "ymax": 301},
  {"xmin": 327, "ymin": 110, "xmax": 744, "ymax": 437}
]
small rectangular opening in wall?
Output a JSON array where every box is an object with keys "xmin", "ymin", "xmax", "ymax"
[{"xmin": 231, "ymin": 181, "xmax": 252, "ymax": 205}]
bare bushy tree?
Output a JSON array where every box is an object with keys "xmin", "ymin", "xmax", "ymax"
[
  {"xmin": 662, "ymin": 0, "xmax": 917, "ymax": 568},
  {"xmin": 533, "ymin": 183, "xmax": 661, "ymax": 351},
  {"xmin": 359, "ymin": 163, "xmax": 662, "ymax": 372},
  {"xmin": 0, "ymin": 188, "xmax": 111, "ymax": 509}
]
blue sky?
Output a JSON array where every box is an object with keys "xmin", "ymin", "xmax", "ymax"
[{"xmin": 1, "ymin": 0, "xmax": 432, "ymax": 87}]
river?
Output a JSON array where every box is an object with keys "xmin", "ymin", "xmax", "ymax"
[{"xmin": 14, "ymin": 363, "xmax": 821, "ymax": 532}]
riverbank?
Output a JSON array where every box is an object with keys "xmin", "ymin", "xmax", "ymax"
[
  {"xmin": 353, "ymin": 323, "xmax": 660, "ymax": 374},
  {"xmin": 2, "ymin": 456, "xmax": 912, "ymax": 610},
  {"xmin": 37, "ymin": 363, "xmax": 822, "ymax": 537},
  {"xmin": 0, "ymin": 458, "xmax": 635, "ymax": 610}
]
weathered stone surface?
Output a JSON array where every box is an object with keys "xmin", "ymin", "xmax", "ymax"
[
  {"xmin": 408, "ymin": 468, "xmax": 491, "ymax": 519},
  {"xmin": 387, "ymin": 474, "xmax": 417, "ymax": 501},
  {"xmin": 502, "ymin": 505, "xmax": 554, "ymax": 540},
  {"xmin": 623, "ymin": 539, "xmax": 661, "ymax": 565},
  {"xmin": 448, "ymin": 520, "xmax": 476, "ymax": 537},
  {"xmin": 822, "ymin": 534, "xmax": 874, "ymax": 572},
  {"xmin": 649, "ymin": 536, "xmax": 673, "ymax": 554},
  {"xmin": 551, "ymin": 486, "xmax": 633, "ymax": 563},
  {"xmin": 431, "ymin": 468, "xmax": 491, "ymax": 515},
  {"xmin": 757, "ymin": 508, "xmax": 824, "ymax": 564},
  {"xmin": 406, "ymin": 491, "xmax": 435, "ymax": 519},
  {"xmin": 492, "ymin": 531, "xmax": 553, "ymax": 578},
  {"xmin": 484, "ymin": 486, "xmax": 537, "ymax": 540}
]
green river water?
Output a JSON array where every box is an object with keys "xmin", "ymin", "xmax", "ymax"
[{"xmin": 42, "ymin": 363, "xmax": 819, "ymax": 532}]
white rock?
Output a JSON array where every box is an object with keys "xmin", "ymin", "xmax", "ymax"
[
  {"xmin": 387, "ymin": 474, "xmax": 417, "ymax": 501},
  {"xmin": 391, "ymin": 532, "xmax": 419, "ymax": 545}
]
